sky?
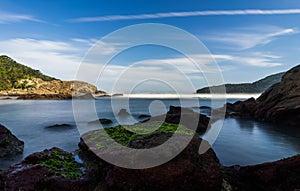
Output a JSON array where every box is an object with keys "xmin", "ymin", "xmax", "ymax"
[{"xmin": 1, "ymin": 0, "xmax": 300, "ymax": 93}]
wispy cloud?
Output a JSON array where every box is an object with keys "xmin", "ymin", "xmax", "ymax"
[
  {"xmin": 215, "ymin": 52, "xmax": 283, "ymax": 67},
  {"xmin": 0, "ymin": 38, "xmax": 283, "ymax": 93},
  {"xmin": 69, "ymin": 9, "xmax": 300, "ymax": 22},
  {"xmin": 0, "ymin": 38, "xmax": 84, "ymax": 79},
  {"xmin": 205, "ymin": 26, "xmax": 297, "ymax": 50},
  {"xmin": 0, "ymin": 11, "xmax": 42, "ymax": 23}
]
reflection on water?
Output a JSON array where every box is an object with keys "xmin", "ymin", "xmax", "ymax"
[
  {"xmin": 0, "ymin": 98, "xmax": 300, "ymax": 169},
  {"xmin": 213, "ymin": 118, "xmax": 300, "ymax": 166}
]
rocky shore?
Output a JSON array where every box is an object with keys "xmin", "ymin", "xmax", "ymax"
[
  {"xmin": 1, "ymin": 63, "xmax": 300, "ymax": 190},
  {"xmin": 224, "ymin": 64, "xmax": 300, "ymax": 127},
  {"xmin": 1, "ymin": 116, "xmax": 300, "ymax": 191},
  {"xmin": 0, "ymin": 78, "xmax": 107, "ymax": 100}
]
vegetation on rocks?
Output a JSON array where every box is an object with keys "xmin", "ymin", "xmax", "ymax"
[
  {"xmin": 85, "ymin": 122, "xmax": 195, "ymax": 149},
  {"xmin": 0, "ymin": 55, "xmax": 55, "ymax": 90},
  {"xmin": 28, "ymin": 149, "xmax": 84, "ymax": 179},
  {"xmin": 0, "ymin": 55, "xmax": 104, "ymax": 98},
  {"xmin": 197, "ymin": 72, "xmax": 284, "ymax": 94}
]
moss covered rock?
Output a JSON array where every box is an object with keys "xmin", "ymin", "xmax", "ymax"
[
  {"xmin": 2, "ymin": 147, "xmax": 98, "ymax": 191},
  {"xmin": 79, "ymin": 121, "xmax": 224, "ymax": 191}
]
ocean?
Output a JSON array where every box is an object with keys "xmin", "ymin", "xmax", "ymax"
[{"xmin": 1, "ymin": 95, "xmax": 300, "ymax": 169}]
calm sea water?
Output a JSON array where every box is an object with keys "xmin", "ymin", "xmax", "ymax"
[{"xmin": 0, "ymin": 98, "xmax": 300, "ymax": 169}]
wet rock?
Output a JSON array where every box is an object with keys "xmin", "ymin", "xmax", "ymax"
[
  {"xmin": 138, "ymin": 114, "xmax": 151, "ymax": 119},
  {"xmin": 225, "ymin": 64, "xmax": 300, "ymax": 127},
  {"xmin": 0, "ymin": 124, "xmax": 24, "ymax": 158},
  {"xmin": 45, "ymin": 124, "xmax": 73, "ymax": 129},
  {"xmin": 254, "ymin": 65, "xmax": 300, "ymax": 126},
  {"xmin": 226, "ymin": 98, "xmax": 257, "ymax": 118},
  {"xmin": 88, "ymin": 118, "xmax": 113, "ymax": 125},
  {"xmin": 17, "ymin": 94, "xmax": 72, "ymax": 100},
  {"xmin": 0, "ymin": 169, "xmax": 3, "ymax": 191},
  {"xmin": 79, "ymin": 127, "xmax": 224, "ymax": 191},
  {"xmin": 147, "ymin": 106, "xmax": 210, "ymax": 134},
  {"xmin": 2, "ymin": 147, "xmax": 97, "ymax": 191},
  {"xmin": 118, "ymin": 108, "xmax": 130, "ymax": 116},
  {"xmin": 226, "ymin": 155, "xmax": 300, "ymax": 191}
]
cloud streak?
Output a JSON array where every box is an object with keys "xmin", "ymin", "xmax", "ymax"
[
  {"xmin": 205, "ymin": 26, "xmax": 297, "ymax": 50},
  {"xmin": 69, "ymin": 9, "xmax": 300, "ymax": 22},
  {"xmin": 0, "ymin": 11, "xmax": 42, "ymax": 23}
]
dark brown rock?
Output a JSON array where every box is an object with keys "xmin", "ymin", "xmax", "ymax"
[
  {"xmin": 2, "ymin": 147, "xmax": 97, "ymax": 191},
  {"xmin": 0, "ymin": 124, "xmax": 24, "ymax": 158},
  {"xmin": 0, "ymin": 170, "xmax": 3, "ymax": 191},
  {"xmin": 225, "ymin": 98, "xmax": 257, "ymax": 118},
  {"xmin": 118, "ymin": 108, "xmax": 130, "ymax": 116},
  {"xmin": 88, "ymin": 118, "xmax": 113, "ymax": 125},
  {"xmin": 17, "ymin": 94, "xmax": 72, "ymax": 100},
  {"xmin": 226, "ymin": 155, "xmax": 300, "ymax": 191},
  {"xmin": 79, "ymin": 132, "xmax": 224, "ymax": 191},
  {"xmin": 254, "ymin": 65, "xmax": 300, "ymax": 126},
  {"xmin": 138, "ymin": 114, "xmax": 151, "ymax": 119},
  {"xmin": 223, "ymin": 64, "xmax": 300, "ymax": 127},
  {"xmin": 146, "ymin": 106, "xmax": 210, "ymax": 134}
]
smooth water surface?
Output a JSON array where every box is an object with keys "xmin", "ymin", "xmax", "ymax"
[{"xmin": 0, "ymin": 98, "xmax": 300, "ymax": 169}]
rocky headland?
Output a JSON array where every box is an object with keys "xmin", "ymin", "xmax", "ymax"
[
  {"xmin": 0, "ymin": 55, "xmax": 106, "ymax": 100},
  {"xmin": 224, "ymin": 64, "xmax": 300, "ymax": 127},
  {"xmin": 0, "ymin": 78, "xmax": 105, "ymax": 100}
]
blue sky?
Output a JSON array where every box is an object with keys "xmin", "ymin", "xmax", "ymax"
[{"xmin": 1, "ymin": 0, "xmax": 300, "ymax": 93}]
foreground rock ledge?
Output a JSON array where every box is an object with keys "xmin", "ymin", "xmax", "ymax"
[
  {"xmin": 0, "ymin": 124, "xmax": 24, "ymax": 158},
  {"xmin": 1, "ymin": 147, "xmax": 98, "ymax": 191},
  {"xmin": 79, "ymin": 122, "xmax": 224, "ymax": 191},
  {"xmin": 226, "ymin": 155, "xmax": 300, "ymax": 191}
]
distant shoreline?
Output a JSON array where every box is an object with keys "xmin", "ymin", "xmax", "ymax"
[
  {"xmin": 0, "ymin": 93, "xmax": 261, "ymax": 100},
  {"xmin": 97, "ymin": 93, "xmax": 262, "ymax": 99}
]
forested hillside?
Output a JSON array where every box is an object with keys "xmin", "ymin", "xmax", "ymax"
[
  {"xmin": 197, "ymin": 72, "xmax": 284, "ymax": 94},
  {"xmin": 0, "ymin": 55, "xmax": 55, "ymax": 90}
]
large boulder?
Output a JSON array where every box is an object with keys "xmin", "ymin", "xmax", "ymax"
[
  {"xmin": 224, "ymin": 64, "xmax": 300, "ymax": 127},
  {"xmin": 254, "ymin": 65, "xmax": 300, "ymax": 126},
  {"xmin": 0, "ymin": 124, "xmax": 24, "ymax": 158},
  {"xmin": 2, "ymin": 147, "xmax": 97, "ymax": 191},
  {"xmin": 147, "ymin": 106, "xmax": 210, "ymax": 134},
  {"xmin": 226, "ymin": 155, "xmax": 300, "ymax": 191},
  {"xmin": 79, "ymin": 121, "xmax": 224, "ymax": 191},
  {"xmin": 225, "ymin": 98, "xmax": 257, "ymax": 118},
  {"xmin": 0, "ymin": 169, "xmax": 3, "ymax": 191}
]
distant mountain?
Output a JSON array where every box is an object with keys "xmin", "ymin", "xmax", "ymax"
[
  {"xmin": 196, "ymin": 72, "xmax": 285, "ymax": 94},
  {"xmin": 0, "ymin": 55, "xmax": 105, "ymax": 98}
]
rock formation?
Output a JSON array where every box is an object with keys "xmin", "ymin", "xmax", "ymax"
[
  {"xmin": 254, "ymin": 65, "xmax": 300, "ymax": 126},
  {"xmin": 0, "ymin": 124, "xmax": 24, "ymax": 158},
  {"xmin": 226, "ymin": 155, "xmax": 300, "ymax": 191},
  {"xmin": 1, "ymin": 78, "xmax": 103, "ymax": 100},
  {"xmin": 1, "ymin": 147, "xmax": 97, "ymax": 191},
  {"xmin": 224, "ymin": 64, "xmax": 300, "ymax": 127},
  {"xmin": 147, "ymin": 106, "xmax": 210, "ymax": 134},
  {"xmin": 79, "ymin": 122, "xmax": 224, "ymax": 191}
]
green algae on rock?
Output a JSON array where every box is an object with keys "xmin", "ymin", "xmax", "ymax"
[
  {"xmin": 82, "ymin": 122, "xmax": 195, "ymax": 150},
  {"xmin": 32, "ymin": 149, "xmax": 84, "ymax": 179}
]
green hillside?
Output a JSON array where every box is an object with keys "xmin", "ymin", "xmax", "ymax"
[
  {"xmin": 196, "ymin": 72, "xmax": 284, "ymax": 94},
  {"xmin": 0, "ymin": 55, "xmax": 55, "ymax": 90}
]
